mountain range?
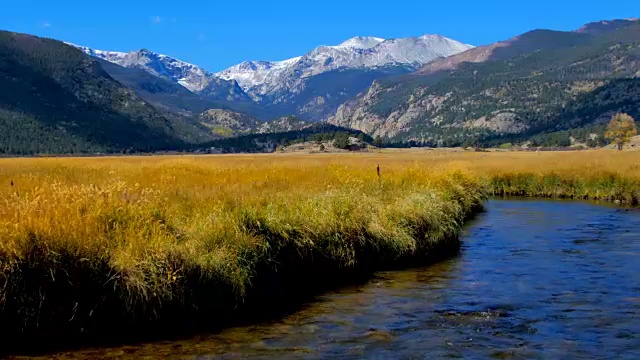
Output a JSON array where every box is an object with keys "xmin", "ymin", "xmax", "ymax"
[
  {"xmin": 0, "ymin": 18, "xmax": 639, "ymax": 154},
  {"xmin": 70, "ymin": 35, "xmax": 472, "ymax": 120},
  {"xmin": 217, "ymin": 35, "xmax": 472, "ymax": 101}
]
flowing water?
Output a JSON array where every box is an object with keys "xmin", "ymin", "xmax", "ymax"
[{"xmin": 22, "ymin": 200, "xmax": 640, "ymax": 359}]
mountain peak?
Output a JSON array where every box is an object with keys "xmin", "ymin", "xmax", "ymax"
[
  {"xmin": 138, "ymin": 48, "xmax": 155, "ymax": 55},
  {"xmin": 336, "ymin": 36, "xmax": 385, "ymax": 49},
  {"xmin": 575, "ymin": 18, "xmax": 639, "ymax": 35}
]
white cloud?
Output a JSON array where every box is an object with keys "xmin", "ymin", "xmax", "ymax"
[
  {"xmin": 151, "ymin": 16, "xmax": 162, "ymax": 24},
  {"xmin": 41, "ymin": 22, "xmax": 51, "ymax": 28}
]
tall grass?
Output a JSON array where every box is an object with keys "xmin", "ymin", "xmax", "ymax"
[{"xmin": 0, "ymin": 155, "xmax": 485, "ymax": 344}]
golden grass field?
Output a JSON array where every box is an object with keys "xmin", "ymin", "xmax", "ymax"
[{"xmin": 0, "ymin": 149, "xmax": 638, "ymax": 343}]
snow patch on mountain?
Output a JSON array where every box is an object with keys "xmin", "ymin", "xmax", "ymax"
[
  {"xmin": 336, "ymin": 36, "xmax": 385, "ymax": 49},
  {"xmin": 66, "ymin": 42, "xmax": 128, "ymax": 63}
]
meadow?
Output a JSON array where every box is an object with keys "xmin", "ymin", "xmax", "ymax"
[{"xmin": 0, "ymin": 149, "xmax": 638, "ymax": 346}]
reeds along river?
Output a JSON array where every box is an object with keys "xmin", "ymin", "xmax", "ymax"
[
  {"xmin": 0, "ymin": 164, "xmax": 484, "ymax": 349},
  {"xmin": 19, "ymin": 199, "xmax": 640, "ymax": 359}
]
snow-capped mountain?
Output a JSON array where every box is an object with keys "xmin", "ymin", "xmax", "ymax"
[
  {"xmin": 215, "ymin": 56, "xmax": 302, "ymax": 101},
  {"xmin": 68, "ymin": 34, "xmax": 472, "ymax": 120},
  {"xmin": 216, "ymin": 35, "xmax": 473, "ymax": 101},
  {"xmin": 67, "ymin": 43, "xmax": 248, "ymax": 101}
]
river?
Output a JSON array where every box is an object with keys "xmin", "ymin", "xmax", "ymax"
[{"xmin": 20, "ymin": 200, "xmax": 640, "ymax": 359}]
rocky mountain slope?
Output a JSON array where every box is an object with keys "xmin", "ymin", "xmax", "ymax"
[
  {"xmin": 0, "ymin": 31, "xmax": 219, "ymax": 154},
  {"xmin": 329, "ymin": 19, "xmax": 640, "ymax": 146}
]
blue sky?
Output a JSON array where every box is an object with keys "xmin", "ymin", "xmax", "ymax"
[{"xmin": 2, "ymin": 0, "xmax": 637, "ymax": 72}]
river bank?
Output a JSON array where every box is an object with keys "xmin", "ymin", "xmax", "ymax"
[
  {"xmin": 11, "ymin": 199, "xmax": 640, "ymax": 359},
  {"xmin": 0, "ymin": 156, "xmax": 485, "ymax": 353}
]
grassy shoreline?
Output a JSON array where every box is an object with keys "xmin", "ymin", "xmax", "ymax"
[
  {"xmin": 490, "ymin": 172, "xmax": 639, "ymax": 205},
  {"xmin": 0, "ymin": 150, "xmax": 637, "ymax": 351},
  {"xmin": 475, "ymin": 151, "xmax": 640, "ymax": 205},
  {"xmin": 0, "ymin": 156, "xmax": 485, "ymax": 350}
]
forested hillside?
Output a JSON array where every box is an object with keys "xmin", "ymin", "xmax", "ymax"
[{"xmin": 0, "ymin": 31, "xmax": 211, "ymax": 154}]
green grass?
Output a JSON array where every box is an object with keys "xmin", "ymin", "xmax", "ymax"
[{"xmin": 490, "ymin": 172, "xmax": 640, "ymax": 204}]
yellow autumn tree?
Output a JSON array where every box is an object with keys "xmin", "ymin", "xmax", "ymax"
[{"xmin": 605, "ymin": 113, "xmax": 638, "ymax": 150}]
